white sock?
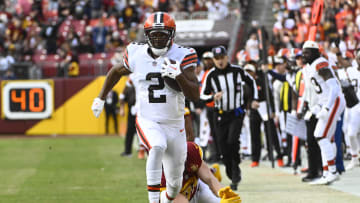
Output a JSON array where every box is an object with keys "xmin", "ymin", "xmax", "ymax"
[
  {"xmin": 146, "ymin": 146, "xmax": 164, "ymax": 203},
  {"xmin": 318, "ymin": 139, "xmax": 337, "ymax": 173},
  {"xmin": 349, "ymin": 135, "xmax": 359, "ymax": 156}
]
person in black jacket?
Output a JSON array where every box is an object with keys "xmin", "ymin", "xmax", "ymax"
[
  {"xmin": 120, "ymin": 77, "xmax": 137, "ymax": 156},
  {"xmin": 200, "ymin": 46, "xmax": 259, "ymax": 190},
  {"xmin": 246, "ymin": 61, "xmax": 284, "ymax": 168},
  {"xmin": 104, "ymin": 90, "xmax": 119, "ymax": 134}
]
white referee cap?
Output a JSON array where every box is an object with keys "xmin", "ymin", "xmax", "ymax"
[
  {"xmin": 244, "ymin": 64, "xmax": 256, "ymax": 72},
  {"xmin": 202, "ymin": 51, "xmax": 213, "ymax": 59},
  {"xmin": 302, "ymin": 41, "xmax": 319, "ymax": 49}
]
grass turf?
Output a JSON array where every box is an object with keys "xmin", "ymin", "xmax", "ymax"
[
  {"xmin": 0, "ymin": 136, "xmax": 147, "ymax": 203},
  {"xmin": 2, "ymin": 136, "xmax": 360, "ymax": 203}
]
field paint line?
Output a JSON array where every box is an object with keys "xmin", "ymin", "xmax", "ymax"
[
  {"xmin": 0, "ymin": 169, "xmax": 36, "ymax": 195},
  {"xmin": 270, "ymin": 159, "xmax": 360, "ymax": 198},
  {"xmin": 214, "ymin": 160, "xmax": 360, "ymax": 203}
]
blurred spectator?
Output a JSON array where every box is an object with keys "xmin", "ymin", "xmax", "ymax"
[
  {"xmin": 106, "ymin": 30, "xmax": 124, "ymax": 51},
  {"xmin": 67, "ymin": 53, "xmax": 80, "ymax": 77},
  {"xmin": 245, "ymin": 33, "xmax": 259, "ymax": 61},
  {"xmin": 41, "ymin": 18, "xmax": 63, "ymax": 54},
  {"xmin": 6, "ymin": 17, "xmax": 26, "ymax": 52},
  {"xmin": 207, "ymin": 0, "xmax": 228, "ymax": 20},
  {"xmin": 0, "ymin": 50, "xmax": 15, "ymax": 74},
  {"xmin": 57, "ymin": 48, "xmax": 71, "ymax": 77},
  {"xmin": 58, "ymin": 0, "xmax": 71, "ymax": 19},
  {"xmin": 2, "ymin": 69, "xmax": 16, "ymax": 80},
  {"xmin": 0, "ymin": 0, "xmax": 4, "ymax": 10},
  {"xmin": 247, "ymin": 20, "xmax": 259, "ymax": 38},
  {"xmin": 78, "ymin": 35, "xmax": 95, "ymax": 53},
  {"xmin": 121, "ymin": 0, "xmax": 139, "ymax": 29},
  {"xmin": 158, "ymin": 0, "xmax": 171, "ymax": 12},
  {"xmin": 16, "ymin": 0, "xmax": 33, "ymax": 16},
  {"xmin": 91, "ymin": 0, "xmax": 103, "ymax": 18},
  {"xmin": 64, "ymin": 28, "xmax": 81, "ymax": 52},
  {"xmin": 103, "ymin": 0, "xmax": 115, "ymax": 13},
  {"xmin": 335, "ymin": 3, "xmax": 353, "ymax": 30},
  {"xmin": 92, "ymin": 19, "xmax": 108, "ymax": 53},
  {"xmin": 114, "ymin": 0, "xmax": 127, "ymax": 12}
]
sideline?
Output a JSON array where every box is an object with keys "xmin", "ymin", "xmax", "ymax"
[{"xmin": 216, "ymin": 160, "xmax": 360, "ymax": 203}]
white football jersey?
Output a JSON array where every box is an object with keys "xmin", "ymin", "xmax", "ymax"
[
  {"xmin": 346, "ymin": 66, "xmax": 360, "ymax": 99},
  {"xmin": 123, "ymin": 42, "xmax": 198, "ymax": 123},
  {"xmin": 304, "ymin": 57, "xmax": 342, "ymax": 105}
]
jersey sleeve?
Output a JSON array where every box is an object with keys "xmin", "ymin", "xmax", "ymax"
[
  {"xmin": 185, "ymin": 142, "xmax": 203, "ymax": 173},
  {"xmin": 200, "ymin": 69, "xmax": 215, "ymax": 102},
  {"xmin": 315, "ymin": 61, "xmax": 329, "ymax": 71},
  {"xmin": 123, "ymin": 43, "xmax": 137, "ymax": 72},
  {"xmin": 180, "ymin": 48, "xmax": 198, "ymax": 70}
]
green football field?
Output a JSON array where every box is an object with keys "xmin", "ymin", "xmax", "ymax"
[
  {"xmin": 0, "ymin": 136, "xmax": 147, "ymax": 203},
  {"xmin": 1, "ymin": 136, "xmax": 360, "ymax": 203}
]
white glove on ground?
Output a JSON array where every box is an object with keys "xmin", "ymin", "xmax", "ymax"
[
  {"xmin": 316, "ymin": 107, "xmax": 329, "ymax": 120},
  {"xmin": 91, "ymin": 98, "xmax": 105, "ymax": 118},
  {"xmin": 161, "ymin": 57, "xmax": 181, "ymax": 79}
]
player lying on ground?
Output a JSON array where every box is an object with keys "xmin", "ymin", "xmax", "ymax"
[{"xmin": 160, "ymin": 142, "xmax": 241, "ymax": 203}]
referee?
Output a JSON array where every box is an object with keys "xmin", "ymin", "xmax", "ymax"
[{"xmin": 200, "ymin": 46, "xmax": 259, "ymax": 190}]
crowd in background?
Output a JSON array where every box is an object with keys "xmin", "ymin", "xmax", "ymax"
[{"xmin": 0, "ymin": 0, "xmax": 239, "ymax": 79}]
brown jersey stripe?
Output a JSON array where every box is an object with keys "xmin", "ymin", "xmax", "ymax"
[
  {"xmin": 124, "ymin": 49, "xmax": 129, "ymax": 67},
  {"xmin": 166, "ymin": 192, "xmax": 175, "ymax": 200},
  {"xmin": 327, "ymin": 159, "xmax": 335, "ymax": 166},
  {"xmin": 181, "ymin": 59, "xmax": 198, "ymax": 67},
  {"xmin": 322, "ymin": 97, "xmax": 340, "ymax": 138},
  {"xmin": 135, "ymin": 118, "xmax": 152, "ymax": 149},
  {"xmin": 182, "ymin": 56, "xmax": 198, "ymax": 64},
  {"xmin": 147, "ymin": 185, "xmax": 161, "ymax": 191},
  {"xmin": 316, "ymin": 62, "xmax": 328, "ymax": 71},
  {"xmin": 124, "ymin": 57, "xmax": 129, "ymax": 68},
  {"xmin": 182, "ymin": 53, "xmax": 197, "ymax": 61}
]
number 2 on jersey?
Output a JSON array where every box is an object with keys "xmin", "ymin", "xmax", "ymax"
[{"xmin": 146, "ymin": 73, "xmax": 166, "ymax": 103}]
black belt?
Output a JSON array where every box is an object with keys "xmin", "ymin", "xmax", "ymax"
[{"xmin": 215, "ymin": 108, "xmax": 235, "ymax": 115}]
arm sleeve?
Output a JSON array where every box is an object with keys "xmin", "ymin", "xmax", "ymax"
[
  {"xmin": 268, "ymin": 70, "xmax": 287, "ymax": 82},
  {"xmin": 325, "ymin": 78, "xmax": 341, "ymax": 109},
  {"xmin": 242, "ymin": 70, "xmax": 258, "ymax": 100},
  {"xmin": 200, "ymin": 71, "xmax": 215, "ymax": 102},
  {"xmin": 181, "ymin": 50, "xmax": 198, "ymax": 70},
  {"xmin": 302, "ymin": 69, "xmax": 310, "ymax": 103},
  {"xmin": 123, "ymin": 45, "xmax": 134, "ymax": 72},
  {"xmin": 272, "ymin": 81, "xmax": 282, "ymax": 115}
]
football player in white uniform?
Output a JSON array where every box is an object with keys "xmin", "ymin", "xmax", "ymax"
[
  {"xmin": 342, "ymin": 52, "xmax": 360, "ymax": 170},
  {"xmin": 91, "ymin": 12, "xmax": 200, "ymax": 203},
  {"xmin": 302, "ymin": 41, "xmax": 346, "ymax": 185}
]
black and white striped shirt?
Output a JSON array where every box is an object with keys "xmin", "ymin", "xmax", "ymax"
[{"xmin": 200, "ymin": 63, "xmax": 258, "ymax": 111}]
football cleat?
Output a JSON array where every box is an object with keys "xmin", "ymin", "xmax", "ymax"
[
  {"xmin": 277, "ymin": 159, "xmax": 284, "ymax": 167},
  {"xmin": 250, "ymin": 161, "xmax": 259, "ymax": 167},
  {"xmin": 325, "ymin": 172, "xmax": 339, "ymax": 184},
  {"xmin": 309, "ymin": 176, "xmax": 328, "ymax": 185}
]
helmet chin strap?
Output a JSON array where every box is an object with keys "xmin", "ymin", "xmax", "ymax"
[{"xmin": 151, "ymin": 47, "xmax": 168, "ymax": 56}]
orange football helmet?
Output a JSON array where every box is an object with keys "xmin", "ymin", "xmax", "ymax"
[{"xmin": 144, "ymin": 12, "xmax": 176, "ymax": 56}]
